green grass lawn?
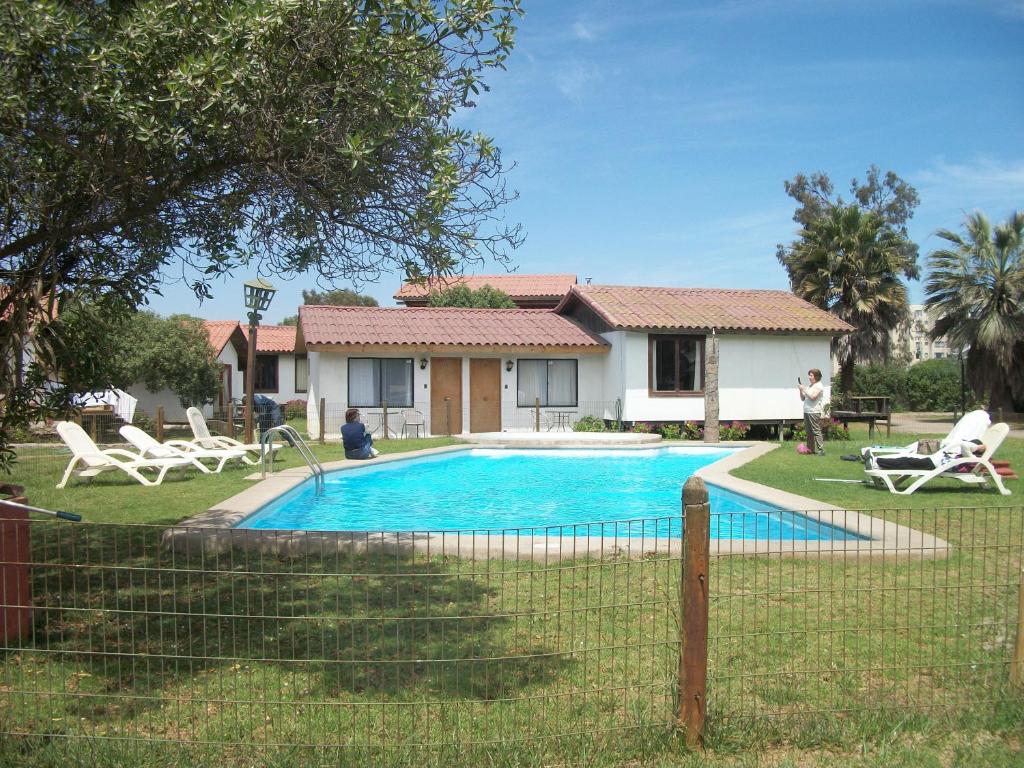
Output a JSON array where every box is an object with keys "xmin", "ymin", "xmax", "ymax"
[{"xmin": 2, "ymin": 427, "xmax": 1023, "ymax": 767}]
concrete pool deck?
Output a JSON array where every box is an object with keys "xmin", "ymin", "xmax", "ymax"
[{"xmin": 162, "ymin": 440, "xmax": 950, "ymax": 560}]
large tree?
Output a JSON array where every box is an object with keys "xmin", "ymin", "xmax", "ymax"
[
  {"xmin": 281, "ymin": 288, "xmax": 378, "ymax": 324},
  {"xmin": 925, "ymin": 211, "xmax": 1024, "ymax": 411},
  {"xmin": 777, "ymin": 204, "xmax": 918, "ymax": 393},
  {"xmin": 426, "ymin": 283, "xmax": 516, "ymax": 308},
  {"xmin": 0, "ymin": 0, "xmax": 522, "ymax": 466}
]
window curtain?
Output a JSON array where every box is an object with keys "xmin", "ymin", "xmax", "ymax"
[
  {"xmin": 382, "ymin": 359, "xmax": 413, "ymax": 407},
  {"xmin": 295, "ymin": 356, "xmax": 309, "ymax": 393},
  {"xmin": 517, "ymin": 360, "xmax": 546, "ymax": 406},
  {"xmin": 547, "ymin": 360, "xmax": 577, "ymax": 406},
  {"xmin": 348, "ymin": 359, "xmax": 379, "ymax": 406}
]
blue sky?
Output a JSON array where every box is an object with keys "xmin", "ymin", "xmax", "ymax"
[{"xmin": 149, "ymin": 0, "xmax": 1024, "ymax": 323}]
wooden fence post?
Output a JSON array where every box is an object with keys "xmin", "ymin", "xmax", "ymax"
[
  {"xmin": 677, "ymin": 475, "xmax": 710, "ymax": 747},
  {"xmin": 1012, "ymin": 568, "xmax": 1024, "ymax": 688},
  {"xmin": 156, "ymin": 407, "xmax": 165, "ymax": 442},
  {"xmin": 534, "ymin": 397, "xmax": 541, "ymax": 432},
  {"xmin": 381, "ymin": 400, "xmax": 389, "ymax": 440},
  {"xmin": 319, "ymin": 397, "xmax": 326, "ymax": 445}
]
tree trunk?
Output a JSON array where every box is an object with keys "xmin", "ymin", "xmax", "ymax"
[
  {"xmin": 839, "ymin": 360, "xmax": 855, "ymax": 402},
  {"xmin": 703, "ymin": 332, "xmax": 720, "ymax": 443}
]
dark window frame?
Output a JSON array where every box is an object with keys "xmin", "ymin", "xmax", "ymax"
[
  {"xmin": 516, "ymin": 359, "xmax": 579, "ymax": 408},
  {"xmin": 294, "ymin": 354, "xmax": 308, "ymax": 394},
  {"xmin": 254, "ymin": 354, "xmax": 279, "ymax": 393},
  {"xmin": 347, "ymin": 357, "xmax": 415, "ymax": 408},
  {"xmin": 647, "ymin": 335, "xmax": 705, "ymax": 397}
]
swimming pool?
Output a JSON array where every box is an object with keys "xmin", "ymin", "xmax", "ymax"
[{"xmin": 237, "ymin": 448, "xmax": 862, "ymax": 541}]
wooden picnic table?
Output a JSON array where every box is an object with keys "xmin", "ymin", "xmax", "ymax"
[{"xmin": 832, "ymin": 396, "xmax": 892, "ymax": 441}]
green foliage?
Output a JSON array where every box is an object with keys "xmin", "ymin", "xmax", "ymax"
[
  {"xmin": 0, "ymin": 0, "xmax": 523, "ymax": 465},
  {"xmin": 719, "ymin": 421, "xmax": 750, "ymax": 440},
  {"xmin": 281, "ymin": 288, "xmax": 378, "ymax": 324},
  {"xmin": 572, "ymin": 415, "xmax": 606, "ymax": 432},
  {"xmin": 283, "ymin": 399, "xmax": 308, "ymax": 420},
  {"xmin": 426, "ymin": 283, "xmax": 517, "ymax": 308},
  {"xmin": 777, "ymin": 204, "xmax": 918, "ymax": 393},
  {"xmin": 659, "ymin": 423, "xmax": 681, "ymax": 440},
  {"xmin": 925, "ymin": 210, "xmax": 1024, "ymax": 410},
  {"xmin": 841, "ymin": 363, "xmax": 908, "ymax": 406},
  {"xmin": 683, "ymin": 421, "xmax": 703, "ymax": 440},
  {"xmin": 629, "ymin": 422, "xmax": 652, "ymax": 434},
  {"xmin": 903, "ymin": 359, "xmax": 966, "ymax": 412}
]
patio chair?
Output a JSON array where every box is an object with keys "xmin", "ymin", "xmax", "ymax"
[
  {"xmin": 400, "ymin": 409, "xmax": 425, "ymax": 438},
  {"xmin": 864, "ymin": 422, "xmax": 1012, "ymax": 496},
  {"xmin": 861, "ymin": 409, "xmax": 990, "ymax": 460},
  {"xmin": 119, "ymin": 425, "xmax": 247, "ymax": 474},
  {"xmin": 185, "ymin": 407, "xmax": 282, "ymax": 466},
  {"xmin": 56, "ymin": 421, "xmax": 193, "ymax": 489}
]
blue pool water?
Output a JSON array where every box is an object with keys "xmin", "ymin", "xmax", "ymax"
[{"xmin": 238, "ymin": 448, "xmax": 861, "ymax": 541}]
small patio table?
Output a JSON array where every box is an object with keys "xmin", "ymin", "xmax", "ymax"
[{"xmin": 548, "ymin": 410, "xmax": 577, "ymax": 432}]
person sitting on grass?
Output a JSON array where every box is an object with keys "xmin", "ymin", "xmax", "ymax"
[{"xmin": 342, "ymin": 408, "xmax": 379, "ymax": 460}]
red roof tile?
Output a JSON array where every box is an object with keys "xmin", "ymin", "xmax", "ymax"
[
  {"xmin": 203, "ymin": 320, "xmax": 242, "ymax": 355},
  {"xmin": 299, "ymin": 306, "xmax": 608, "ymax": 349},
  {"xmin": 394, "ymin": 273, "xmax": 577, "ymax": 301},
  {"xmin": 240, "ymin": 324, "xmax": 298, "ymax": 353},
  {"xmin": 559, "ymin": 285, "xmax": 854, "ymax": 334}
]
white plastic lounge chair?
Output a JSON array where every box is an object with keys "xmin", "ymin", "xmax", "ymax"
[
  {"xmin": 861, "ymin": 409, "xmax": 991, "ymax": 460},
  {"xmin": 119, "ymin": 425, "xmax": 246, "ymax": 474},
  {"xmin": 185, "ymin": 407, "xmax": 281, "ymax": 466},
  {"xmin": 864, "ymin": 422, "xmax": 1012, "ymax": 496},
  {"xmin": 56, "ymin": 421, "xmax": 193, "ymax": 489}
]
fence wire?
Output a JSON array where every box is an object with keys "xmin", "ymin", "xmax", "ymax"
[{"xmin": 0, "ymin": 517, "xmax": 682, "ymax": 766}]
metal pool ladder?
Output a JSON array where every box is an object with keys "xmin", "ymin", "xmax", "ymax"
[{"xmin": 260, "ymin": 425, "xmax": 325, "ymax": 495}]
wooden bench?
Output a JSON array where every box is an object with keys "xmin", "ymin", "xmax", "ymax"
[{"xmin": 832, "ymin": 396, "xmax": 892, "ymax": 441}]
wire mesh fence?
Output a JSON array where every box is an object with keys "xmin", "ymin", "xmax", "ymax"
[{"xmin": 1, "ymin": 499, "xmax": 1022, "ymax": 765}]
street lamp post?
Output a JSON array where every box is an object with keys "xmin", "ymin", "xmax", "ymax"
[{"xmin": 243, "ymin": 278, "xmax": 277, "ymax": 444}]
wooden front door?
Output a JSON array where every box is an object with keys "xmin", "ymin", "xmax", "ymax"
[
  {"xmin": 469, "ymin": 358, "xmax": 501, "ymax": 433},
  {"xmin": 430, "ymin": 358, "xmax": 463, "ymax": 435}
]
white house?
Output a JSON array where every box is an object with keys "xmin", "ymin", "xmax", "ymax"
[
  {"xmin": 128, "ymin": 319, "xmax": 246, "ymax": 422},
  {"xmin": 298, "ymin": 283, "xmax": 852, "ymax": 438},
  {"xmin": 239, "ymin": 324, "xmax": 307, "ymax": 405}
]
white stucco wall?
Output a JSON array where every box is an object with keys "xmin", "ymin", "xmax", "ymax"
[
  {"xmin": 612, "ymin": 332, "xmax": 833, "ymax": 423},
  {"xmin": 307, "ymin": 351, "xmax": 608, "ymax": 437}
]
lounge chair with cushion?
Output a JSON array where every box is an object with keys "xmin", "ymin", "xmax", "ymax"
[
  {"xmin": 861, "ymin": 409, "xmax": 991, "ymax": 461},
  {"xmin": 864, "ymin": 422, "xmax": 1012, "ymax": 496},
  {"xmin": 185, "ymin": 407, "xmax": 282, "ymax": 465},
  {"xmin": 56, "ymin": 421, "xmax": 193, "ymax": 488},
  {"xmin": 119, "ymin": 425, "xmax": 247, "ymax": 474}
]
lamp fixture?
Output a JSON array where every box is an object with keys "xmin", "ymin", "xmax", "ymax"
[
  {"xmin": 505, "ymin": 359, "xmax": 514, "ymax": 372},
  {"xmin": 243, "ymin": 277, "xmax": 277, "ymax": 315},
  {"xmin": 420, "ymin": 357, "xmax": 428, "ymax": 370}
]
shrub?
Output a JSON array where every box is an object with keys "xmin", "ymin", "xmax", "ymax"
[
  {"xmin": 788, "ymin": 423, "xmax": 806, "ymax": 441},
  {"xmin": 719, "ymin": 421, "xmax": 749, "ymax": 440},
  {"xmin": 572, "ymin": 415, "xmax": 606, "ymax": 432},
  {"xmin": 823, "ymin": 417, "xmax": 849, "ymax": 440},
  {"xmin": 660, "ymin": 423, "xmax": 681, "ymax": 440},
  {"xmin": 630, "ymin": 422, "xmax": 651, "ymax": 433},
  {"xmin": 284, "ymin": 399, "xmax": 307, "ymax": 420},
  {"xmin": 902, "ymin": 359, "xmax": 964, "ymax": 411},
  {"xmin": 683, "ymin": 421, "xmax": 703, "ymax": 440},
  {"xmin": 836, "ymin": 363, "xmax": 907, "ymax": 409}
]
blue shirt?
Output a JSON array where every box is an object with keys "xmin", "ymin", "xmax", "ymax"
[{"xmin": 341, "ymin": 421, "xmax": 367, "ymax": 452}]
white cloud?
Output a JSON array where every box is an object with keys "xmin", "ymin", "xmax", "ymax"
[
  {"xmin": 571, "ymin": 20, "xmax": 595, "ymax": 41},
  {"xmin": 914, "ymin": 156, "xmax": 1024, "ymax": 203},
  {"xmin": 554, "ymin": 61, "xmax": 601, "ymax": 101}
]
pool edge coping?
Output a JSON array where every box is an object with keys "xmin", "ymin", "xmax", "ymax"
[{"xmin": 162, "ymin": 441, "xmax": 950, "ymax": 560}]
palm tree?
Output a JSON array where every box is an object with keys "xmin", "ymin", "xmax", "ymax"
[
  {"xmin": 925, "ymin": 210, "xmax": 1024, "ymax": 411},
  {"xmin": 778, "ymin": 204, "xmax": 918, "ymax": 394}
]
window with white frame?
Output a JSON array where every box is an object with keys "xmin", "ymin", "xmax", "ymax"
[
  {"xmin": 517, "ymin": 359, "xmax": 578, "ymax": 407},
  {"xmin": 348, "ymin": 358, "xmax": 413, "ymax": 407}
]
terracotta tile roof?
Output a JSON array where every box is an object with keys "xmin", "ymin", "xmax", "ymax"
[
  {"xmin": 299, "ymin": 306, "xmax": 608, "ymax": 349},
  {"xmin": 203, "ymin": 321, "xmax": 242, "ymax": 355},
  {"xmin": 559, "ymin": 285, "xmax": 854, "ymax": 334},
  {"xmin": 394, "ymin": 273, "xmax": 577, "ymax": 301},
  {"xmin": 240, "ymin": 324, "xmax": 298, "ymax": 353}
]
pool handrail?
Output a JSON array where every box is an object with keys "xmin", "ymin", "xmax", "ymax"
[{"xmin": 260, "ymin": 425, "xmax": 325, "ymax": 495}]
